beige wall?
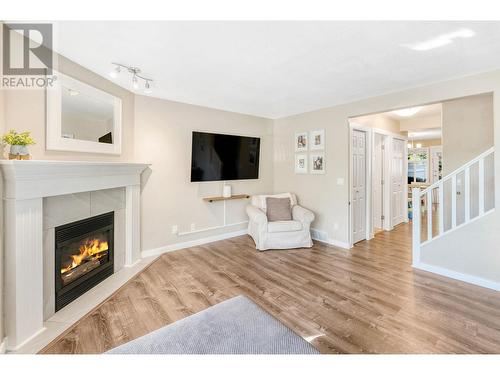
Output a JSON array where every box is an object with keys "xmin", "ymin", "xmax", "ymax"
[
  {"xmin": 134, "ymin": 95, "xmax": 274, "ymax": 253},
  {"xmin": 352, "ymin": 113, "xmax": 402, "ymax": 134},
  {"xmin": 415, "ymin": 138, "xmax": 442, "ymax": 147},
  {"xmin": 439, "ymin": 93, "xmax": 494, "ymax": 236},
  {"xmin": 399, "ymin": 114, "xmax": 441, "ymax": 131},
  {"xmin": 442, "ymin": 94, "xmax": 493, "ymax": 174}
]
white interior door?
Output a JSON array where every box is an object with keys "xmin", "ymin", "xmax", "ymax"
[
  {"xmin": 373, "ymin": 133, "xmax": 384, "ymax": 230},
  {"xmin": 352, "ymin": 129, "xmax": 366, "ymax": 243},
  {"xmin": 391, "ymin": 138, "xmax": 405, "ymax": 226}
]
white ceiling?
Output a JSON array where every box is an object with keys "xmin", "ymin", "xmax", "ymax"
[{"xmin": 52, "ymin": 21, "xmax": 500, "ymax": 119}]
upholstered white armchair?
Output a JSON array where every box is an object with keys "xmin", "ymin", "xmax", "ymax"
[{"xmin": 246, "ymin": 193, "xmax": 315, "ymax": 251}]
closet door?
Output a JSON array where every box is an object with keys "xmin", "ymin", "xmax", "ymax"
[
  {"xmin": 352, "ymin": 130, "xmax": 366, "ymax": 243},
  {"xmin": 372, "ymin": 133, "xmax": 384, "ymax": 230},
  {"xmin": 392, "ymin": 138, "xmax": 405, "ymax": 226}
]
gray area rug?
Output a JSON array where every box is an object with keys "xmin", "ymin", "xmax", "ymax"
[{"xmin": 107, "ymin": 295, "xmax": 319, "ymax": 354}]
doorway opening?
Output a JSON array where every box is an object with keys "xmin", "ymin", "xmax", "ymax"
[{"xmin": 349, "ymin": 102, "xmax": 443, "ymax": 246}]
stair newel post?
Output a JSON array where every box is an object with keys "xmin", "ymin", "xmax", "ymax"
[
  {"xmin": 438, "ymin": 183, "xmax": 444, "ymax": 235},
  {"xmin": 427, "ymin": 189, "xmax": 433, "ymax": 242},
  {"xmin": 412, "ymin": 188, "xmax": 421, "ymax": 266}
]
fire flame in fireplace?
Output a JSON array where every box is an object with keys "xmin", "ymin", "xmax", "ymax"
[{"xmin": 60, "ymin": 238, "xmax": 109, "ymax": 274}]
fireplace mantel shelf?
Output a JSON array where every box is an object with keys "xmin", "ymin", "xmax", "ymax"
[
  {"xmin": 0, "ymin": 159, "xmax": 151, "ymax": 200},
  {"xmin": 0, "ymin": 159, "xmax": 150, "ymax": 351}
]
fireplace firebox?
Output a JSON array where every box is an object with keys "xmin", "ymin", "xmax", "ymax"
[{"xmin": 55, "ymin": 212, "xmax": 114, "ymax": 311}]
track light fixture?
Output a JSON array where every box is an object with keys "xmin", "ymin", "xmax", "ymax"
[{"xmin": 109, "ymin": 62, "xmax": 153, "ymax": 94}]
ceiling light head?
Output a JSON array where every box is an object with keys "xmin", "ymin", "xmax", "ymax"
[
  {"xmin": 128, "ymin": 67, "xmax": 141, "ymax": 75},
  {"xmin": 111, "ymin": 63, "xmax": 153, "ymax": 92},
  {"xmin": 392, "ymin": 106, "xmax": 422, "ymax": 117}
]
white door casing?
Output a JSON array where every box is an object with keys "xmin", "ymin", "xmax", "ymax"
[
  {"xmin": 392, "ymin": 138, "xmax": 405, "ymax": 226},
  {"xmin": 373, "ymin": 133, "xmax": 384, "ymax": 230},
  {"xmin": 352, "ymin": 129, "xmax": 367, "ymax": 243}
]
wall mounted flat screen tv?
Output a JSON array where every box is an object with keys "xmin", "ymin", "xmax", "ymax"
[{"xmin": 191, "ymin": 131, "xmax": 261, "ymax": 182}]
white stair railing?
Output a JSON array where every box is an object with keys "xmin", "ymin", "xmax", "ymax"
[{"xmin": 412, "ymin": 147, "xmax": 495, "ymax": 266}]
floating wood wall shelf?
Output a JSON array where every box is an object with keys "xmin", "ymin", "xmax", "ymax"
[{"xmin": 203, "ymin": 194, "xmax": 250, "ymax": 203}]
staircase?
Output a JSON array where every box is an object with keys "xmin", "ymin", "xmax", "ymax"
[{"xmin": 412, "ymin": 147, "xmax": 495, "ymax": 267}]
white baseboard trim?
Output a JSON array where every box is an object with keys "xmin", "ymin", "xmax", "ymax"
[
  {"xmin": 413, "ymin": 261, "xmax": 500, "ymax": 292},
  {"xmin": 6, "ymin": 326, "xmax": 47, "ymax": 352},
  {"xmin": 311, "ymin": 228, "xmax": 350, "ymax": 250},
  {"xmin": 0, "ymin": 337, "xmax": 6, "ymax": 354},
  {"xmin": 327, "ymin": 238, "xmax": 351, "ymax": 249},
  {"xmin": 124, "ymin": 259, "xmax": 141, "ymax": 268},
  {"xmin": 141, "ymin": 229, "xmax": 249, "ymax": 258}
]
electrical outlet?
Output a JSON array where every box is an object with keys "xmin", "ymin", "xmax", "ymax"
[
  {"xmin": 190, "ymin": 223, "xmax": 196, "ymax": 231},
  {"xmin": 172, "ymin": 225, "xmax": 178, "ymax": 234},
  {"xmin": 333, "ymin": 222, "xmax": 339, "ymax": 230}
]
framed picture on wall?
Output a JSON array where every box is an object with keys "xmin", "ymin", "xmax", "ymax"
[
  {"xmin": 295, "ymin": 154, "xmax": 308, "ymax": 174},
  {"xmin": 295, "ymin": 132, "xmax": 308, "ymax": 152},
  {"xmin": 310, "ymin": 153, "xmax": 325, "ymax": 174},
  {"xmin": 310, "ymin": 129, "xmax": 325, "ymax": 150}
]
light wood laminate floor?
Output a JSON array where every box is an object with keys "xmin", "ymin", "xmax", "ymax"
[{"xmin": 41, "ymin": 222, "xmax": 500, "ymax": 354}]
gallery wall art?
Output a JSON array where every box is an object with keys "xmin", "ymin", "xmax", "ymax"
[{"xmin": 294, "ymin": 129, "xmax": 325, "ymax": 174}]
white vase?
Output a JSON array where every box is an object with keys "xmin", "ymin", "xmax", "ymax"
[
  {"xmin": 10, "ymin": 145, "xmax": 29, "ymax": 156},
  {"xmin": 222, "ymin": 184, "xmax": 232, "ymax": 198}
]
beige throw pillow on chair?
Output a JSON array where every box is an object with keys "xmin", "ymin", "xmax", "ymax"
[{"xmin": 265, "ymin": 197, "xmax": 292, "ymax": 222}]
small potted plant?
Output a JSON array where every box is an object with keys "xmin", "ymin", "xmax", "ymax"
[{"xmin": 2, "ymin": 129, "xmax": 36, "ymax": 160}]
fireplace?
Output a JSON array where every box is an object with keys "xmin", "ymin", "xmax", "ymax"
[{"xmin": 55, "ymin": 212, "xmax": 114, "ymax": 311}]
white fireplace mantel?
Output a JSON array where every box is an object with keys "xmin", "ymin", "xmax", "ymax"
[{"xmin": 0, "ymin": 160, "xmax": 150, "ymax": 351}]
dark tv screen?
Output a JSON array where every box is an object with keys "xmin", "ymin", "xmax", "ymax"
[{"xmin": 191, "ymin": 131, "xmax": 260, "ymax": 182}]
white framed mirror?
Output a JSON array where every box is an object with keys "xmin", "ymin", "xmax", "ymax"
[{"xmin": 46, "ymin": 73, "xmax": 122, "ymax": 155}]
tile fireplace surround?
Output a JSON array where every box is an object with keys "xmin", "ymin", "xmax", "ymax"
[{"xmin": 0, "ymin": 160, "xmax": 150, "ymax": 352}]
